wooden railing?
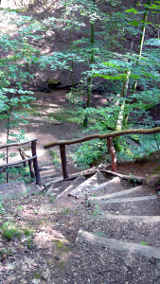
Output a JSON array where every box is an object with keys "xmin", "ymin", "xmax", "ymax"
[
  {"xmin": 44, "ymin": 127, "xmax": 160, "ymax": 180},
  {"xmin": 0, "ymin": 139, "xmax": 41, "ymax": 184}
]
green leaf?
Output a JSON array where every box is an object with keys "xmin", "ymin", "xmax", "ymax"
[
  {"xmin": 140, "ymin": 241, "xmax": 148, "ymax": 246},
  {"xmin": 93, "ymin": 73, "xmax": 127, "ymax": 80},
  {"xmin": 145, "ymin": 38, "xmax": 160, "ymax": 47},
  {"xmin": 125, "ymin": 8, "xmax": 139, "ymax": 14},
  {"xmin": 128, "ymin": 20, "xmax": 140, "ymax": 27}
]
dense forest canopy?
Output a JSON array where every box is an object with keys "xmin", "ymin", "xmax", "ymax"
[{"xmin": 0, "ymin": 0, "xmax": 160, "ymax": 169}]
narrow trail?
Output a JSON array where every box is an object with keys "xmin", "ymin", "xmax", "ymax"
[
  {"xmin": 0, "ymin": 90, "xmax": 84, "ymax": 179},
  {"xmin": 24, "ymin": 90, "xmax": 82, "ymax": 170}
]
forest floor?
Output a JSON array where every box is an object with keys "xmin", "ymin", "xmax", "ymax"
[{"xmin": 0, "ymin": 90, "xmax": 160, "ymax": 283}]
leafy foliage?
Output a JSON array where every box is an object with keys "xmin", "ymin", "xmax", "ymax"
[
  {"xmin": 0, "ymin": 222, "xmax": 22, "ymax": 241},
  {"xmin": 1, "ymin": 1, "xmax": 160, "ymax": 171},
  {"xmin": 73, "ymin": 139, "xmax": 107, "ymax": 169}
]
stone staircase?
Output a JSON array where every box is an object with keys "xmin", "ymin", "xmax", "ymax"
[
  {"xmin": 1, "ymin": 165, "xmax": 160, "ymax": 282},
  {"xmin": 42, "ymin": 168, "xmax": 160, "ymax": 283}
]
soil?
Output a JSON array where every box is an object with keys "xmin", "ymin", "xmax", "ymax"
[{"xmin": 0, "ymin": 90, "xmax": 160, "ymax": 283}]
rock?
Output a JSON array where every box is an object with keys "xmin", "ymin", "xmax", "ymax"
[
  {"xmin": 38, "ymin": 82, "xmax": 50, "ymax": 93},
  {"xmin": 47, "ymin": 78, "xmax": 61, "ymax": 89},
  {"xmin": 41, "ymin": 268, "xmax": 51, "ymax": 280},
  {"xmin": 145, "ymin": 174, "xmax": 160, "ymax": 188}
]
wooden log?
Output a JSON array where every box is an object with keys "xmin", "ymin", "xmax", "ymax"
[
  {"xmin": 70, "ymin": 167, "xmax": 97, "ymax": 178},
  {"xmin": 44, "ymin": 127, "xmax": 160, "ymax": 148},
  {"xmin": 28, "ymin": 160, "xmax": 35, "ymax": 179},
  {"xmin": 101, "ymin": 169, "xmax": 145, "ymax": 183},
  {"xmin": 107, "ymin": 137, "xmax": 117, "ymax": 171},
  {"xmin": 0, "ymin": 155, "xmax": 37, "ymax": 169},
  {"xmin": 31, "ymin": 141, "xmax": 41, "ymax": 185},
  {"xmin": 18, "ymin": 147, "xmax": 27, "ymax": 167},
  {"xmin": 59, "ymin": 144, "xmax": 68, "ymax": 179},
  {"xmin": 18, "ymin": 148, "xmax": 35, "ymax": 178},
  {"xmin": 0, "ymin": 139, "xmax": 37, "ymax": 150}
]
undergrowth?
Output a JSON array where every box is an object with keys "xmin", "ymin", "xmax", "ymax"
[
  {"xmin": 0, "ymin": 166, "xmax": 33, "ymax": 184},
  {"xmin": 47, "ymin": 102, "xmax": 160, "ymax": 169}
]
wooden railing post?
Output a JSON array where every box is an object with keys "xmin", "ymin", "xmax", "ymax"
[
  {"xmin": 28, "ymin": 160, "xmax": 35, "ymax": 179},
  {"xmin": 107, "ymin": 137, "xmax": 117, "ymax": 172},
  {"xmin": 31, "ymin": 140, "xmax": 41, "ymax": 185},
  {"xmin": 59, "ymin": 144, "xmax": 69, "ymax": 179}
]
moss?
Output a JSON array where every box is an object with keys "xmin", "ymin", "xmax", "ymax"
[
  {"xmin": 53, "ymin": 240, "xmax": 71, "ymax": 252},
  {"xmin": 23, "ymin": 228, "xmax": 33, "ymax": 237},
  {"xmin": 151, "ymin": 165, "xmax": 160, "ymax": 174},
  {"xmin": 146, "ymin": 174, "xmax": 160, "ymax": 187},
  {"xmin": 48, "ymin": 79, "xmax": 61, "ymax": 85},
  {"xmin": 47, "ymin": 79, "xmax": 61, "ymax": 89},
  {"xmin": 34, "ymin": 272, "xmax": 41, "ymax": 279},
  {"xmin": 26, "ymin": 238, "xmax": 34, "ymax": 249}
]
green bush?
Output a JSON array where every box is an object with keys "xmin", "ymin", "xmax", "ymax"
[{"xmin": 74, "ymin": 139, "xmax": 107, "ymax": 169}]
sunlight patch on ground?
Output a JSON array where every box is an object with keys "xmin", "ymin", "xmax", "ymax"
[
  {"xmin": 26, "ymin": 104, "xmax": 63, "ymax": 120},
  {"xmin": 34, "ymin": 226, "xmax": 69, "ymax": 249},
  {"xmin": 45, "ymin": 105, "xmax": 62, "ymax": 112},
  {"xmin": 0, "ymin": 131, "xmax": 35, "ymax": 145},
  {"xmin": 0, "ymin": 131, "xmax": 47, "ymax": 166}
]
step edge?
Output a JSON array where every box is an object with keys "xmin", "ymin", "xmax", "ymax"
[
  {"xmin": 76, "ymin": 229, "xmax": 160, "ymax": 259},
  {"xmin": 89, "ymin": 185, "xmax": 144, "ymax": 201},
  {"xmin": 90, "ymin": 195, "xmax": 158, "ymax": 204}
]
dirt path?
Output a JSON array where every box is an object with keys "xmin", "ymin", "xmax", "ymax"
[
  {"xmin": 0, "ymin": 90, "xmax": 85, "ymax": 178},
  {"xmin": 24, "ymin": 91, "xmax": 81, "ymax": 168}
]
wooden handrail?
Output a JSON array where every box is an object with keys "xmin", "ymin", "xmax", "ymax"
[
  {"xmin": 0, "ymin": 139, "xmax": 41, "ymax": 185},
  {"xmin": 44, "ymin": 127, "xmax": 160, "ymax": 180},
  {"xmin": 0, "ymin": 138, "xmax": 37, "ymax": 150},
  {"xmin": 44, "ymin": 127, "xmax": 160, "ymax": 148},
  {"xmin": 0, "ymin": 155, "xmax": 37, "ymax": 168}
]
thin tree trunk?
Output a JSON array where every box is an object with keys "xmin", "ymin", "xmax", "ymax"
[
  {"xmin": 6, "ymin": 111, "xmax": 11, "ymax": 183},
  {"xmin": 83, "ymin": 0, "xmax": 95, "ymax": 127},
  {"xmin": 132, "ymin": 0, "xmax": 151, "ymax": 92},
  {"xmin": 114, "ymin": 70, "xmax": 131, "ymax": 151}
]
